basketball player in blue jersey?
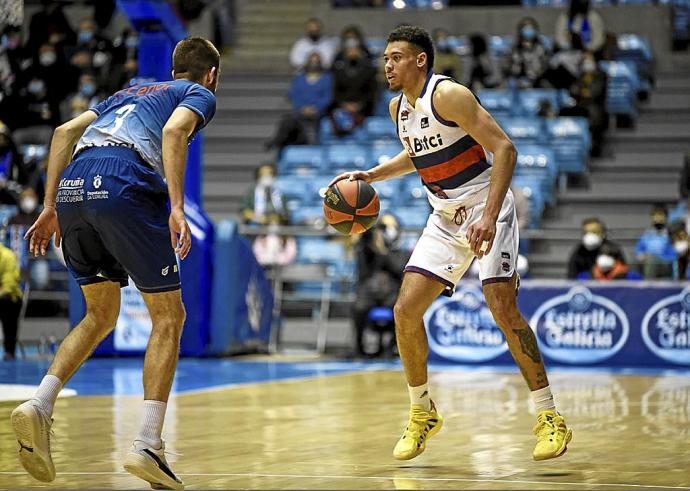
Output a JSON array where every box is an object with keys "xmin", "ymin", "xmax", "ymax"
[
  {"xmin": 331, "ymin": 26, "xmax": 572, "ymax": 462},
  {"xmin": 10, "ymin": 37, "xmax": 219, "ymax": 489}
]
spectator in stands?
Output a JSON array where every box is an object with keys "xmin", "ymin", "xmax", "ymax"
[
  {"xmin": 555, "ymin": 0, "xmax": 606, "ymax": 58},
  {"xmin": 13, "ymin": 73, "xmax": 59, "ymax": 144},
  {"xmin": 267, "ymin": 53, "xmax": 334, "ymax": 151},
  {"xmin": 561, "ymin": 51, "xmax": 608, "ymax": 156},
  {"xmin": 289, "ymin": 18, "xmax": 338, "ymax": 70},
  {"xmin": 330, "ymin": 40, "xmax": 377, "ymax": 135},
  {"xmin": 567, "ymin": 217, "xmax": 625, "ymax": 278},
  {"xmin": 669, "ymin": 149, "xmax": 690, "ymax": 233},
  {"xmin": 432, "ymin": 29, "xmax": 462, "ymax": 81},
  {"xmin": 8, "ymin": 187, "xmax": 41, "ymax": 228},
  {"xmin": 0, "ymin": 121, "xmax": 23, "ymax": 189},
  {"xmin": 69, "ymin": 18, "xmax": 113, "ymax": 82},
  {"xmin": 242, "ymin": 164, "xmax": 289, "ymax": 225},
  {"xmin": 670, "ymin": 222, "xmax": 690, "ymax": 279},
  {"xmin": 576, "ymin": 242, "xmax": 641, "ymax": 281},
  {"xmin": 352, "ymin": 213, "xmax": 409, "ymax": 357},
  {"xmin": 334, "ymin": 25, "xmax": 372, "ymax": 63},
  {"xmin": 467, "ymin": 33, "xmax": 501, "ymax": 91},
  {"xmin": 2, "ymin": 26, "xmax": 31, "ymax": 83},
  {"xmin": 26, "ymin": 0, "xmax": 76, "ymax": 53},
  {"xmin": 253, "ymin": 216, "xmax": 297, "ymax": 268},
  {"xmin": 61, "ymin": 73, "xmax": 103, "ymax": 123},
  {"xmin": 0, "ymin": 241, "xmax": 22, "ymax": 360},
  {"xmin": 504, "ymin": 17, "xmax": 549, "ymax": 88},
  {"xmin": 635, "ymin": 204, "xmax": 677, "ymax": 279}
]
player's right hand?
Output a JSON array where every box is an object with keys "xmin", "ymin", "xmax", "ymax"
[
  {"xmin": 169, "ymin": 207, "xmax": 192, "ymax": 260},
  {"xmin": 24, "ymin": 206, "xmax": 61, "ymax": 257},
  {"xmin": 328, "ymin": 170, "xmax": 372, "ymax": 188}
]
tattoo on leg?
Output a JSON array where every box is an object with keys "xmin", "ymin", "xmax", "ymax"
[
  {"xmin": 512, "ymin": 328, "xmax": 542, "ymax": 364},
  {"xmin": 536, "ymin": 371, "xmax": 547, "ymax": 387}
]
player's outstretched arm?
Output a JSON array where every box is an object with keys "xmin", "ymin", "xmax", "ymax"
[
  {"xmin": 24, "ymin": 111, "xmax": 97, "ymax": 256},
  {"xmin": 328, "ymin": 96, "xmax": 415, "ymax": 187},
  {"xmin": 434, "ymin": 82, "xmax": 517, "ymax": 257},
  {"xmin": 162, "ymin": 107, "xmax": 202, "ymax": 260}
]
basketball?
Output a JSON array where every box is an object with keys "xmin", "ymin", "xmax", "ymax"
[{"xmin": 323, "ymin": 179, "xmax": 380, "ymax": 235}]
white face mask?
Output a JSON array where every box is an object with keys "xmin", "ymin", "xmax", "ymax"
[
  {"xmin": 596, "ymin": 254, "xmax": 615, "ymax": 272},
  {"xmin": 674, "ymin": 240, "xmax": 689, "ymax": 255},
  {"xmin": 582, "ymin": 232, "xmax": 602, "ymax": 251},
  {"xmin": 258, "ymin": 176, "xmax": 274, "ymax": 187},
  {"xmin": 20, "ymin": 197, "xmax": 38, "ymax": 214}
]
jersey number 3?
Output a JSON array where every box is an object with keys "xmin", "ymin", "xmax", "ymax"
[{"xmin": 109, "ymin": 103, "xmax": 136, "ymax": 133}]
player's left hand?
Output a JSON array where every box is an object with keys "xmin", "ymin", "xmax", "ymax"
[
  {"xmin": 466, "ymin": 214, "xmax": 496, "ymax": 259},
  {"xmin": 169, "ymin": 207, "xmax": 191, "ymax": 260},
  {"xmin": 24, "ymin": 206, "xmax": 61, "ymax": 257}
]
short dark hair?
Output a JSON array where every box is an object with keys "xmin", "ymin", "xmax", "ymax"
[
  {"xmin": 172, "ymin": 37, "xmax": 220, "ymax": 82},
  {"xmin": 386, "ymin": 25, "xmax": 434, "ymax": 73}
]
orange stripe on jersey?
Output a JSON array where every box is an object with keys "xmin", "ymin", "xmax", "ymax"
[{"xmin": 417, "ymin": 144, "xmax": 486, "ymax": 183}]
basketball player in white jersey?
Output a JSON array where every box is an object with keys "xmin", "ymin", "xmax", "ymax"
[{"xmin": 330, "ymin": 25, "xmax": 572, "ymax": 461}]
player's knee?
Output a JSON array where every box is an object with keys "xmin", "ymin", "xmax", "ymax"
[
  {"xmin": 486, "ymin": 298, "xmax": 521, "ymax": 328},
  {"xmin": 84, "ymin": 303, "xmax": 119, "ymax": 334},
  {"xmin": 393, "ymin": 300, "xmax": 421, "ymax": 327},
  {"xmin": 153, "ymin": 303, "xmax": 186, "ymax": 340}
]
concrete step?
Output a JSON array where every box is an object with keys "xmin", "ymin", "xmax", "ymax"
[
  {"xmin": 216, "ymin": 95, "xmax": 289, "ymax": 111},
  {"xmin": 214, "ymin": 109, "xmax": 286, "ymax": 126},
  {"xmin": 587, "ymin": 152, "xmax": 685, "ymax": 172},
  {"xmin": 646, "ymin": 92, "xmax": 690, "ymax": 111},
  {"xmin": 543, "ymin": 202, "xmax": 678, "ymax": 228},
  {"xmin": 205, "ymin": 151, "xmax": 270, "ymax": 170},
  {"xmin": 559, "ymin": 180, "xmax": 679, "ymax": 202},
  {"xmin": 205, "ymin": 123, "xmax": 275, "ymax": 139}
]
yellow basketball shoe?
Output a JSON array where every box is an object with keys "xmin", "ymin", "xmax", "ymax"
[
  {"xmin": 10, "ymin": 401, "xmax": 56, "ymax": 482},
  {"xmin": 393, "ymin": 400, "xmax": 443, "ymax": 460},
  {"xmin": 532, "ymin": 410, "xmax": 572, "ymax": 461}
]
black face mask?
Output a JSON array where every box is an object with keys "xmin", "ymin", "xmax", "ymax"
[
  {"xmin": 653, "ymin": 222, "xmax": 666, "ymax": 231},
  {"xmin": 308, "ymin": 33, "xmax": 321, "ymax": 42}
]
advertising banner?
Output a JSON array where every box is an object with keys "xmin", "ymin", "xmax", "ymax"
[{"xmin": 426, "ymin": 281, "xmax": 690, "ymax": 368}]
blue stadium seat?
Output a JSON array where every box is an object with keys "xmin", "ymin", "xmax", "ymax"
[
  {"xmin": 489, "ymin": 35, "xmax": 513, "ymax": 58},
  {"xmin": 371, "ymin": 141, "xmax": 404, "ymax": 165},
  {"xmin": 364, "ymin": 116, "xmax": 398, "ymax": 143},
  {"xmin": 511, "ymin": 176, "xmax": 547, "ymax": 228},
  {"xmin": 290, "ymin": 206, "xmax": 324, "ymax": 226},
  {"xmin": 600, "ymin": 60, "xmax": 639, "ymax": 118},
  {"xmin": 477, "ymin": 89, "xmax": 515, "ymax": 118},
  {"xmin": 295, "ymin": 237, "xmax": 354, "ymax": 295},
  {"xmin": 327, "ymin": 144, "xmax": 370, "ymax": 173},
  {"xmin": 399, "ymin": 175, "xmax": 430, "ymax": 208},
  {"xmin": 396, "ymin": 207, "xmax": 430, "ymax": 229},
  {"xmin": 371, "ymin": 179, "xmax": 402, "ymax": 208},
  {"xmin": 366, "ymin": 37, "xmax": 386, "ymax": 57},
  {"xmin": 278, "ymin": 145, "xmax": 324, "ymax": 176},
  {"xmin": 514, "ymin": 144, "xmax": 557, "ymax": 205},
  {"xmin": 374, "ymin": 90, "xmax": 400, "ymax": 117},
  {"xmin": 499, "ymin": 117, "xmax": 547, "ymax": 146},
  {"xmin": 308, "ymin": 176, "xmax": 335, "ymax": 204},
  {"xmin": 546, "ymin": 117, "xmax": 590, "ymax": 175},
  {"xmin": 519, "ymin": 89, "xmax": 569, "ymax": 117},
  {"xmin": 273, "ymin": 177, "xmax": 310, "ymax": 218},
  {"xmin": 319, "ymin": 118, "xmax": 364, "ymax": 144}
]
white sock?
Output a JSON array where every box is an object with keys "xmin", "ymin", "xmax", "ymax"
[
  {"xmin": 531, "ymin": 385, "xmax": 556, "ymax": 413},
  {"xmin": 30, "ymin": 375, "xmax": 62, "ymax": 416},
  {"xmin": 408, "ymin": 383, "xmax": 431, "ymax": 411},
  {"xmin": 137, "ymin": 400, "xmax": 167, "ymax": 448}
]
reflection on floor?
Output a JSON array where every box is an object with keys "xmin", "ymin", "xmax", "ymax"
[{"xmin": 1, "ymin": 358, "xmax": 689, "ymax": 490}]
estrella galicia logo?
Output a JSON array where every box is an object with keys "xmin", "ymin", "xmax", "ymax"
[
  {"xmin": 424, "ymin": 284, "xmax": 507, "ymax": 362},
  {"xmin": 529, "ymin": 286, "xmax": 629, "ymax": 364},
  {"xmin": 641, "ymin": 287, "xmax": 690, "ymax": 365}
]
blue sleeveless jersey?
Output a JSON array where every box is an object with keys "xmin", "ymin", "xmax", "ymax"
[{"xmin": 74, "ymin": 79, "xmax": 216, "ymax": 178}]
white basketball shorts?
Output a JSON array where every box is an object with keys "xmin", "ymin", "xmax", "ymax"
[{"xmin": 404, "ymin": 189, "xmax": 519, "ymax": 296}]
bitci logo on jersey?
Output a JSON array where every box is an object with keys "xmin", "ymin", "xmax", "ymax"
[
  {"xmin": 529, "ymin": 286, "xmax": 629, "ymax": 364},
  {"xmin": 641, "ymin": 287, "xmax": 690, "ymax": 365},
  {"xmin": 424, "ymin": 284, "xmax": 508, "ymax": 362}
]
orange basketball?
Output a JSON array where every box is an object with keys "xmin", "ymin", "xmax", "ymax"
[{"xmin": 323, "ymin": 179, "xmax": 380, "ymax": 235}]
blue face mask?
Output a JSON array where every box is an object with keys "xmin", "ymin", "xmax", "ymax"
[
  {"xmin": 521, "ymin": 26, "xmax": 536, "ymax": 41},
  {"xmin": 28, "ymin": 80, "xmax": 45, "ymax": 95},
  {"xmin": 80, "ymin": 82, "xmax": 96, "ymax": 97},
  {"xmin": 78, "ymin": 30, "xmax": 93, "ymax": 43},
  {"xmin": 125, "ymin": 36, "xmax": 138, "ymax": 49},
  {"xmin": 437, "ymin": 39, "xmax": 450, "ymax": 51}
]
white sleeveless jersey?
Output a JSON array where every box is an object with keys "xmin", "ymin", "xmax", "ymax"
[{"xmin": 396, "ymin": 72, "xmax": 492, "ymax": 210}]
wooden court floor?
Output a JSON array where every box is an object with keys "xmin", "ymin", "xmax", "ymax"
[{"xmin": 1, "ymin": 368, "xmax": 689, "ymax": 490}]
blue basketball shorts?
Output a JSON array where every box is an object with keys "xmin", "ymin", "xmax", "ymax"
[{"xmin": 56, "ymin": 146, "xmax": 180, "ymax": 293}]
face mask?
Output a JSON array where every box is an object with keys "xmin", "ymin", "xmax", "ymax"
[
  {"xmin": 382, "ymin": 225, "xmax": 399, "ymax": 246},
  {"xmin": 28, "ymin": 80, "xmax": 45, "ymax": 95},
  {"xmin": 582, "ymin": 60, "xmax": 596, "ymax": 73},
  {"xmin": 521, "ymin": 26, "xmax": 536, "ymax": 41},
  {"xmin": 305, "ymin": 63, "xmax": 321, "ymax": 73},
  {"xmin": 308, "ymin": 32, "xmax": 321, "ymax": 42},
  {"xmin": 126, "ymin": 36, "xmax": 138, "ymax": 49},
  {"xmin": 20, "ymin": 197, "xmax": 38, "ymax": 214},
  {"xmin": 80, "ymin": 82, "xmax": 96, "ymax": 97},
  {"xmin": 39, "ymin": 51, "xmax": 56, "ymax": 66},
  {"xmin": 582, "ymin": 232, "xmax": 602, "ymax": 250},
  {"xmin": 674, "ymin": 240, "xmax": 689, "ymax": 255},
  {"xmin": 596, "ymin": 254, "xmax": 615, "ymax": 272},
  {"xmin": 78, "ymin": 30, "xmax": 94, "ymax": 43},
  {"xmin": 258, "ymin": 175, "xmax": 274, "ymax": 187},
  {"xmin": 653, "ymin": 222, "xmax": 666, "ymax": 231}
]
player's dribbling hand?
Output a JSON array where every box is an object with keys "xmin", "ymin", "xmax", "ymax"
[
  {"xmin": 24, "ymin": 206, "xmax": 61, "ymax": 257},
  {"xmin": 328, "ymin": 170, "xmax": 372, "ymax": 188},
  {"xmin": 466, "ymin": 214, "xmax": 496, "ymax": 259},
  {"xmin": 169, "ymin": 208, "xmax": 191, "ymax": 260}
]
